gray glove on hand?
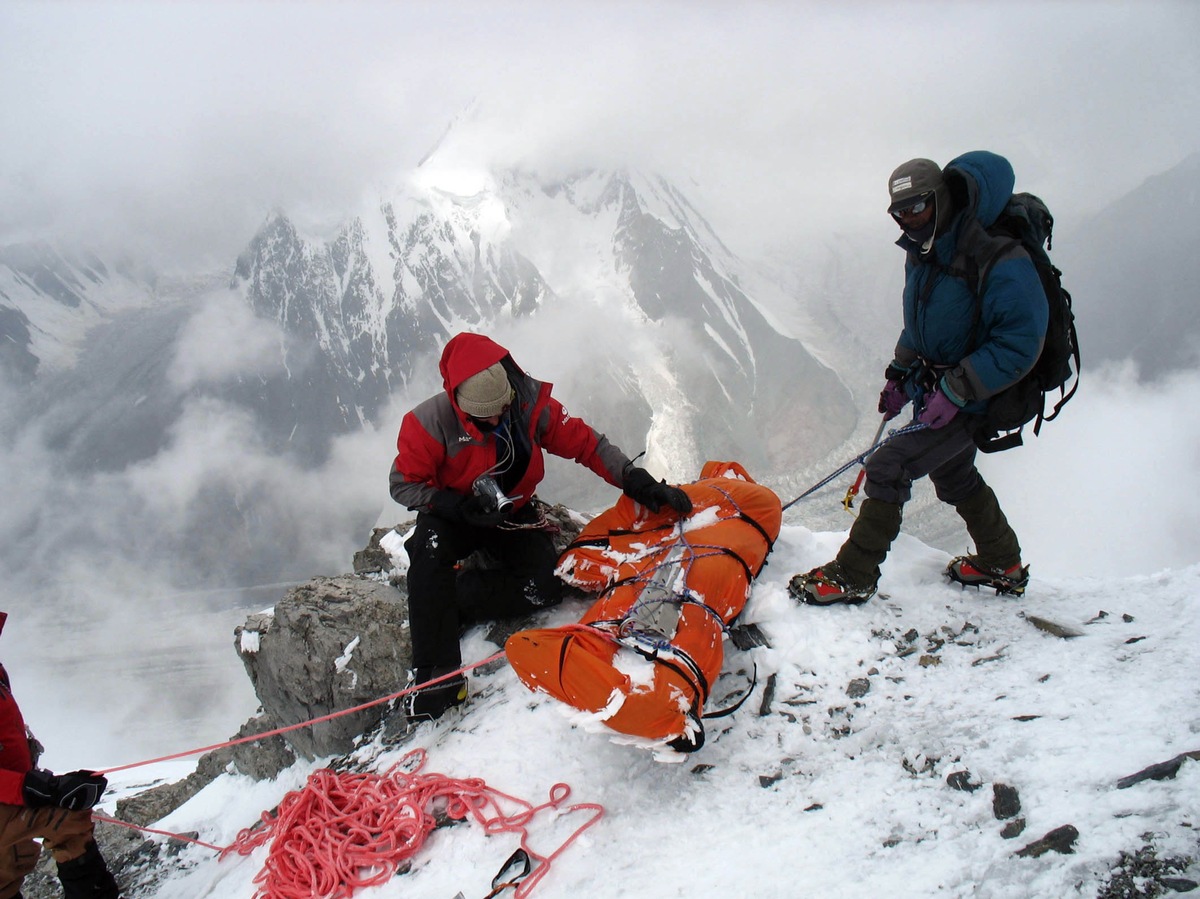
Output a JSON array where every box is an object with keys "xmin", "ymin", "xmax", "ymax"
[{"xmin": 622, "ymin": 467, "xmax": 693, "ymax": 515}]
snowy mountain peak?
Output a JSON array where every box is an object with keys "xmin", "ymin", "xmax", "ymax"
[
  {"xmin": 227, "ymin": 165, "xmax": 855, "ymax": 490},
  {"xmin": 0, "ymin": 240, "xmax": 158, "ymax": 377}
]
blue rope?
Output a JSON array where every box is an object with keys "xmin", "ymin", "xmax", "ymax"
[{"xmin": 781, "ymin": 421, "xmax": 929, "ymax": 512}]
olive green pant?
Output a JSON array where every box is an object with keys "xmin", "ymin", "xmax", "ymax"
[{"xmin": 836, "ymin": 485, "xmax": 1020, "ymax": 588}]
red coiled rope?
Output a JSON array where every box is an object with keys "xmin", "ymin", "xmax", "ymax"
[{"xmin": 219, "ymin": 747, "xmax": 603, "ymax": 899}]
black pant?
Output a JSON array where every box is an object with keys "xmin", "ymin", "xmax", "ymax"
[
  {"xmin": 404, "ymin": 505, "xmax": 563, "ymax": 672},
  {"xmin": 864, "ymin": 414, "xmax": 983, "ymax": 507}
]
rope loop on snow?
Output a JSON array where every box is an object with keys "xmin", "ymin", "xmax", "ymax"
[
  {"xmin": 219, "ymin": 747, "xmax": 603, "ymax": 899},
  {"xmin": 92, "ymin": 652, "xmax": 602, "ymax": 899}
]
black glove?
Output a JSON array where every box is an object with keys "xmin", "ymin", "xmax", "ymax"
[
  {"xmin": 430, "ymin": 489, "xmax": 510, "ymax": 528},
  {"xmin": 22, "ymin": 769, "xmax": 108, "ymax": 811},
  {"xmin": 622, "ymin": 467, "xmax": 693, "ymax": 515},
  {"xmin": 460, "ymin": 493, "xmax": 509, "ymax": 528},
  {"xmin": 429, "ymin": 489, "xmax": 464, "ymax": 521}
]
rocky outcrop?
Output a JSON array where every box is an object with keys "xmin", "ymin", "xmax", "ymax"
[
  {"xmin": 234, "ymin": 574, "xmax": 412, "ymax": 760},
  {"xmin": 115, "ymin": 714, "xmax": 296, "ymax": 827},
  {"xmin": 233, "ymin": 502, "xmax": 587, "ymax": 761}
]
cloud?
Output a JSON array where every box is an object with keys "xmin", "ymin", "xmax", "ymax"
[
  {"xmin": 169, "ymin": 290, "xmax": 287, "ymax": 388},
  {"xmin": 2, "ymin": 1, "xmax": 1198, "ymax": 269},
  {"xmin": 0, "ymin": 382, "xmax": 397, "ymax": 768},
  {"xmin": 982, "ymin": 360, "xmax": 1200, "ymax": 579}
]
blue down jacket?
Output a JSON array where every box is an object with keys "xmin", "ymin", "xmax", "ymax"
[{"xmin": 892, "ymin": 150, "xmax": 1048, "ymax": 414}]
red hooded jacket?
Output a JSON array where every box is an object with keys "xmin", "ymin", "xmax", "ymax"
[
  {"xmin": 390, "ymin": 333, "xmax": 632, "ymax": 512},
  {"xmin": 0, "ymin": 612, "xmax": 34, "ymax": 806}
]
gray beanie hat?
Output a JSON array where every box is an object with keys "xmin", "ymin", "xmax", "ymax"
[
  {"xmin": 887, "ymin": 158, "xmax": 946, "ymax": 214},
  {"xmin": 456, "ymin": 362, "xmax": 514, "ymax": 417}
]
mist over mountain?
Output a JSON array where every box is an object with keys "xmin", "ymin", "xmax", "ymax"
[
  {"xmin": 5, "ymin": 147, "xmax": 1200, "ymax": 871},
  {"xmin": 0, "ymin": 242, "xmax": 159, "ymax": 383},
  {"xmin": 5, "ymin": 144, "xmax": 1197, "ymax": 602},
  {"xmin": 0, "ymin": 159, "xmax": 862, "ymax": 602},
  {"xmin": 231, "ymin": 165, "xmax": 856, "ymax": 485},
  {"xmin": 1061, "ymin": 151, "xmax": 1200, "ymax": 380}
]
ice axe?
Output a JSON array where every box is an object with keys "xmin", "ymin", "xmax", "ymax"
[
  {"xmin": 781, "ymin": 420, "xmax": 927, "ymax": 512},
  {"xmin": 842, "ymin": 414, "xmax": 889, "ymax": 511}
]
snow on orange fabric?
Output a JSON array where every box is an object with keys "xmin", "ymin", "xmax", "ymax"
[{"xmin": 505, "ymin": 462, "xmax": 781, "ymax": 752}]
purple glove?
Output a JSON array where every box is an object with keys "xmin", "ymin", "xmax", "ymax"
[
  {"xmin": 877, "ymin": 379, "xmax": 908, "ymax": 420},
  {"xmin": 918, "ymin": 389, "xmax": 960, "ymax": 429}
]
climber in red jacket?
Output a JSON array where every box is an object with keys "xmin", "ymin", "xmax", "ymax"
[
  {"xmin": 390, "ymin": 332, "xmax": 691, "ymax": 721},
  {"xmin": 0, "ymin": 613, "xmax": 120, "ymax": 899}
]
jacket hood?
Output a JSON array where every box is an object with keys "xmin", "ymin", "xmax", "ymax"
[
  {"xmin": 439, "ymin": 332, "xmax": 512, "ymax": 408},
  {"xmin": 944, "ymin": 150, "xmax": 1015, "ymax": 228}
]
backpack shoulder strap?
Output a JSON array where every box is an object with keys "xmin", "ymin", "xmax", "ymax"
[
  {"xmin": 951, "ymin": 212, "xmax": 1025, "ymax": 349},
  {"xmin": 955, "ymin": 212, "xmax": 1026, "ymax": 296}
]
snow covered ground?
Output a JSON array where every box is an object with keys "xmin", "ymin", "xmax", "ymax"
[{"xmin": 97, "ymin": 521, "xmax": 1200, "ymax": 898}]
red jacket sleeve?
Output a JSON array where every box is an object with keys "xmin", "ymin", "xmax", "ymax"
[
  {"xmin": 390, "ymin": 406, "xmax": 449, "ymax": 510},
  {"xmin": 537, "ymin": 397, "xmax": 631, "ymax": 488},
  {"xmin": 0, "ymin": 666, "xmax": 32, "ymax": 806}
]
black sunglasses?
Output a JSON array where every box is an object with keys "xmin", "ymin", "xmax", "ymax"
[{"xmin": 892, "ymin": 195, "xmax": 931, "ymax": 220}]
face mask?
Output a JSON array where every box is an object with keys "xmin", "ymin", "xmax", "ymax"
[
  {"xmin": 905, "ymin": 218, "xmax": 937, "ymax": 248},
  {"xmin": 468, "ymin": 405, "xmax": 511, "ymax": 432}
]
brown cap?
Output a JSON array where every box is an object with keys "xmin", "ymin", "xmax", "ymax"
[{"xmin": 887, "ymin": 158, "xmax": 944, "ymax": 213}]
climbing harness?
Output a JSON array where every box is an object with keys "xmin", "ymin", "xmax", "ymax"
[{"xmin": 783, "ymin": 420, "xmax": 929, "ymax": 512}]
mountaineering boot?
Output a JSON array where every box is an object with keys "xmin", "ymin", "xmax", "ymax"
[
  {"xmin": 946, "ymin": 556, "xmax": 1030, "ymax": 596},
  {"xmin": 788, "ymin": 561, "xmax": 877, "ymax": 606},
  {"xmin": 405, "ymin": 665, "xmax": 468, "ymax": 723},
  {"xmin": 56, "ymin": 841, "xmax": 120, "ymax": 899},
  {"xmin": 789, "ymin": 499, "xmax": 902, "ymax": 606},
  {"xmin": 950, "ymin": 482, "xmax": 1027, "ymax": 593}
]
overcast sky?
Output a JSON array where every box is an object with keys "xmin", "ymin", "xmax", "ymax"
[{"xmin": 3, "ymin": 1, "xmax": 1199, "ymax": 270}]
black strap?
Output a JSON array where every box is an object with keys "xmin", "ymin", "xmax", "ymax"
[
  {"xmin": 694, "ymin": 543, "xmax": 756, "ymax": 584},
  {"xmin": 701, "ymin": 663, "xmax": 758, "ymax": 720},
  {"xmin": 624, "ymin": 637, "xmax": 710, "ymax": 705},
  {"xmin": 564, "ymin": 535, "xmax": 613, "ymax": 551},
  {"xmin": 1038, "ymin": 281, "xmax": 1080, "ymax": 425}
]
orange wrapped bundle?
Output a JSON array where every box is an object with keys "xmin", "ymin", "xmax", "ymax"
[{"xmin": 505, "ymin": 462, "xmax": 781, "ymax": 753}]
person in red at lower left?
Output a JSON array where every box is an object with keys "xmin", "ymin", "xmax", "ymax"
[
  {"xmin": 390, "ymin": 332, "xmax": 692, "ymax": 722},
  {"xmin": 0, "ymin": 612, "xmax": 120, "ymax": 899}
]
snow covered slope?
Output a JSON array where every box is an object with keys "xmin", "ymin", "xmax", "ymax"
[{"xmin": 100, "ymin": 526, "xmax": 1200, "ymax": 899}]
